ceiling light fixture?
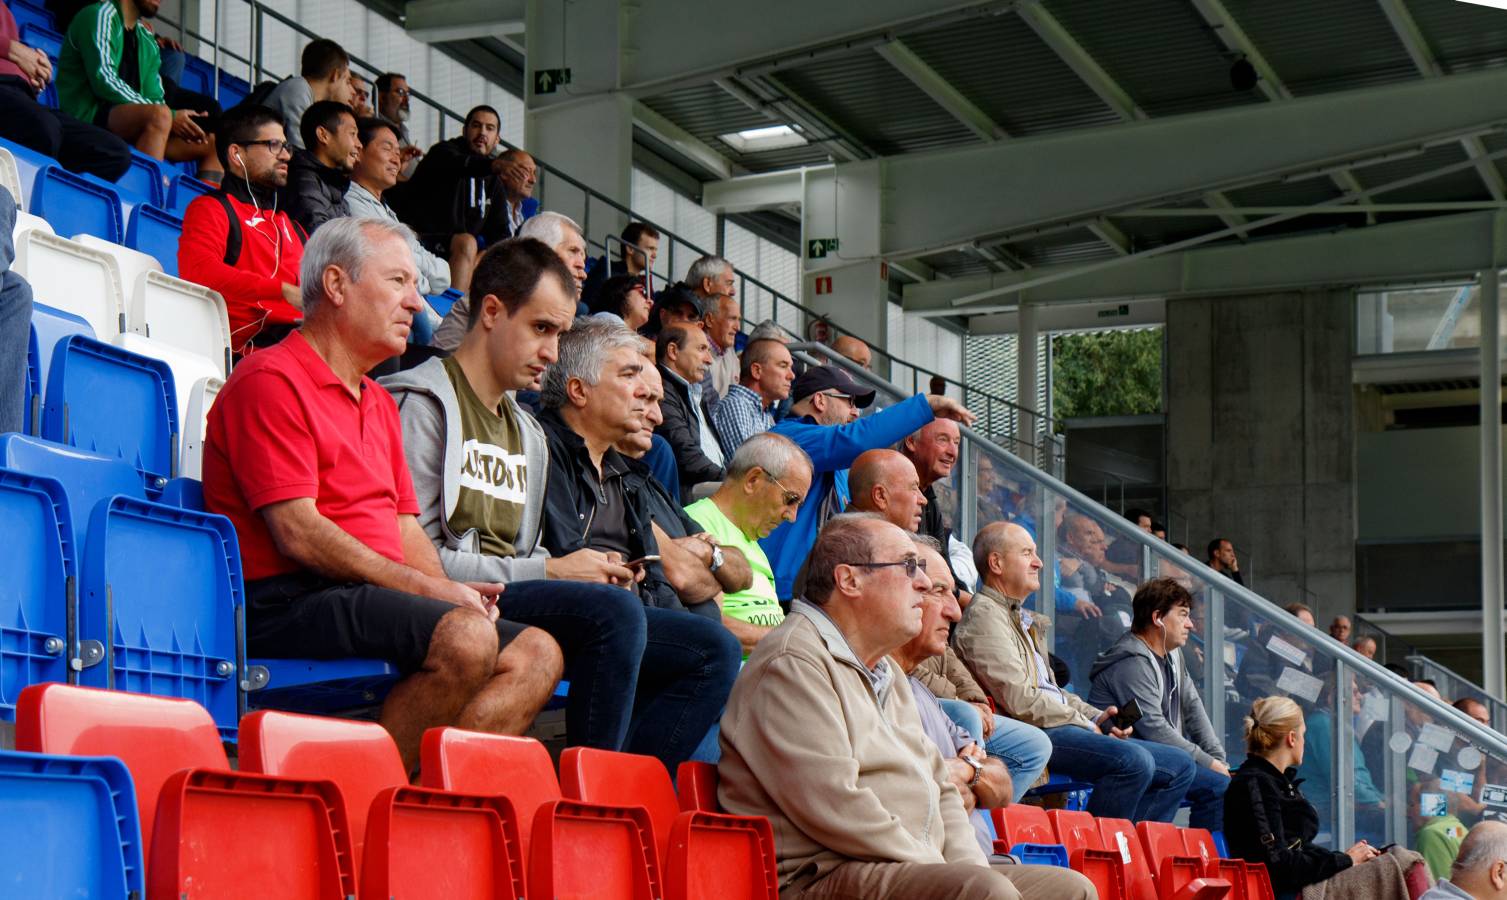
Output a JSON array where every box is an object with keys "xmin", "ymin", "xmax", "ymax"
[{"xmin": 718, "ymin": 125, "xmax": 809, "ymax": 153}]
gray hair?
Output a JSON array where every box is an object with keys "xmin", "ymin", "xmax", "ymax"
[
  {"xmin": 1453, "ymin": 821, "xmax": 1507, "ymax": 877},
  {"xmin": 517, "ymin": 211, "xmax": 582, "ymax": 251},
  {"xmin": 686, "ymin": 254, "xmax": 732, "ymax": 288},
  {"xmin": 805, "ymin": 512, "xmax": 887, "ymax": 606},
  {"xmin": 910, "ymin": 533, "xmax": 944, "ymax": 554},
  {"xmin": 725, "ymin": 432, "xmax": 810, "ymax": 481},
  {"xmin": 300, "ymin": 216, "xmax": 417, "ymax": 312},
  {"xmin": 540, "ymin": 316, "xmax": 644, "ymax": 410},
  {"xmin": 747, "ymin": 319, "xmax": 793, "ymax": 343}
]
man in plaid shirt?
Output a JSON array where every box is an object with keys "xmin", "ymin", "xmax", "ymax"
[{"xmin": 713, "ymin": 338, "xmax": 795, "ymax": 457}]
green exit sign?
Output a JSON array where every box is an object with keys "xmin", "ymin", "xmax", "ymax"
[
  {"xmin": 1096, "ymin": 304, "xmax": 1131, "ymax": 319},
  {"xmin": 533, "ymin": 68, "xmax": 571, "ymax": 95},
  {"xmin": 807, "ymin": 237, "xmax": 839, "ymax": 259}
]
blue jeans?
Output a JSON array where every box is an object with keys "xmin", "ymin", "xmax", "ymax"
[
  {"xmin": 1042, "ymin": 724, "xmax": 1196, "ymax": 822},
  {"xmin": 939, "ymin": 699, "xmax": 1053, "ymax": 803},
  {"xmin": 501, "ymin": 581, "xmax": 740, "ymax": 770},
  {"xmin": 0, "ymin": 186, "xmax": 32, "ymax": 434},
  {"xmin": 1184, "ymin": 760, "xmax": 1230, "ymax": 830}
]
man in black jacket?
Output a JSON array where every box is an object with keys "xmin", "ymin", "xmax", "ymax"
[
  {"xmin": 286, "ymin": 100, "xmax": 359, "ymax": 234},
  {"xmin": 654, "ymin": 323, "xmax": 724, "ymax": 498},
  {"xmin": 387, "ymin": 104, "xmax": 528, "ymax": 294},
  {"xmin": 534, "ymin": 316, "xmax": 741, "ymax": 768}
]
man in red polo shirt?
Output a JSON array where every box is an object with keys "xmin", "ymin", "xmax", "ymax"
[{"xmin": 202, "ymin": 216, "xmax": 562, "ymax": 769}]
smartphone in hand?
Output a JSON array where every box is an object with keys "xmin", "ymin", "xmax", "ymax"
[{"xmin": 1113, "ymin": 698, "xmax": 1144, "ymax": 731}]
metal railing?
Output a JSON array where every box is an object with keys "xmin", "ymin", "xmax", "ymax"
[
  {"xmin": 162, "ymin": 0, "xmax": 1052, "ymax": 463},
  {"xmin": 1408, "ymin": 654, "xmax": 1507, "ymax": 732}
]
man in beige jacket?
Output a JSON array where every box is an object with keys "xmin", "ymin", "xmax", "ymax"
[
  {"xmin": 717, "ymin": 513, "xmax": 1094, "ymax": 900},
  {"xmin": 953, "ymin": 521, "xmax": 1194, "ymax": 823}
]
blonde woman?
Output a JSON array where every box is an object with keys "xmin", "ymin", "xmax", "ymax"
[{"xmin": 1224, "ymin": 696, "xmax": 1408, "ymax": 899}]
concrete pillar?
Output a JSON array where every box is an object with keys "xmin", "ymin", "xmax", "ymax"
[
  {"xmin": 1482, "ymin": 259, "xmax": 1504, "ymax": 699},
  {"xmin": 800, "ymin": 161, "xmax": 889, "ymax": 365},
  {"xmin": 523, "ymin": 0, "xmax": 631, "ymax": 246},
  {"xmin": 1017, "ymin": 301, "xmax": 1038, "ymax": 464}
]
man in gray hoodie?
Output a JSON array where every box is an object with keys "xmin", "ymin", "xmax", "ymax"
[
  {"xmin": 382, "ymin": 237, "xmax": 738, "ymax": 769},
  {"xmin": 1087, "ymin": 576, "xmax": 1229, "ymax": 829}
]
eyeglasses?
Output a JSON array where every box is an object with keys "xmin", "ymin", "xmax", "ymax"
[
  {"xmin": 818, "ymin": 391, "xmax": 854, "ymax": 405},
  {"xmin": 849, "ymin": 557, "xmax": 927, "ymax": 579},
  {"xmin": 388, "ymin": 88, "xmax": 411, "ymax": 98},
  {"xmin": 240, "ymin": 139, "xmax": 291, "ymax": 156},
  {"xmin": 763, "ymin": 472, "xmax": 802, "ymax": 507}
]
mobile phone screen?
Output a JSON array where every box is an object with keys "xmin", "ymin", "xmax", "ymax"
[{"xmin": 1114, "ymin": 698, "xmax": 1143, "ymax": 730}]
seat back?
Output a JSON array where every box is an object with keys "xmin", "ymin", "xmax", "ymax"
[
  {"xmin": 238, "ymin": 709, "xmax": 409, "ymax": 875},
  {"xmin": 560, "ymin": 746, "xmax": 681, "ymax": 864},
  {"xmin": 1139, "ymin": 820, "xmax": 1192, "ymax": 866},
  {"xmin": 0, "ymin": 135, "xmax": 55, "ymax": 206},
  {"xmin": 18, "ymin": 24, "xmax": 61, "ymax": 108},
  {"xmin": 219, "ymin": 72, "xmax": 252, "ymax": 107},
  {"xmin": 16, "ymin": 683, "xmax": 230, "ymax": 856},
  {"xmin": 29, "ymin": 302, "xmax": 94, "ymax": 423},
  {"xmin": 181, "ymin": 376, "xmax": 224, "ymax": 479},
  {"xmin": 73, "ymin": 236, "xmax": 163, "ymax": 322},
  {"xmin": 15, "ymin": 231, "xmax": 126, "ymax": 340},
  {"xmin": 118, "ymin": 151, "xmax": 171, "ymax": 208},
  {"xmin": 128, "ymin": 271, "xmax": 231, "ymax": 376},
  {"xmin": 31, "ymin": 165, "xmax": 123, "ymax": 242},
  {"xmin": 0, "ymin": 146, "xmax": 22, "ymax": 206},
  {"xmin": 1099, "ymin": 817, "xmax": 1159, "ymax": 900},
  {"xmin": 111, "ymin": 332, "xmax": 221, "ymax": 431},
  {"xmin": 42, "ymin": 334, "xmax": 177, "ymax": 486},
  {"xmin": 13, "ymin": 209, "xmax": 53, "ymax": 243},
  {"xmin": 996, "ymin": 804, "xmax": 1059, "ymax": 846},
  {"xmin": 125, "ymin": 204, "xmax": 184, "ymax": 277},
  {"xmin": 664, "ymin": 814, "xmax": 779, "ymax": 900},
  {"xmin": 0, "ymin": 749, "xmax": 144, "ymax": 899},
  {"xmin": 362, "ymin": 785, "xmax": 526, "ymax": 900},
  {"xmin": 1184, "ymin": 827, "xmax": 1223, "ymax": 866},
  {"xmin": 167, "ymin": 174, "xmax": 213, "ymax": 216},
  {"xmin": 8, "ymin": 1, "xmax": 54, "ymax": 34},
  {"xmin": 420, "ymin": 727, "xmax": 562, "ymax": 862},
  {"xmin": 1050, "ymin": 809, "xmax": 1106, "ymax": 853},
  {"xmin": 178, "ymin": 55, "xmax": 215, "ymax": 95},
  {"xmin": 0, "ymin": 433, "xmax": 147, "ymax": 551},
  {"xmin": 677, "ymin": 760, "xmax": 721, "ymax": 812},
  {"xmin": 0, "ymin": 471, "xmax": 73, "ymax": 719}
]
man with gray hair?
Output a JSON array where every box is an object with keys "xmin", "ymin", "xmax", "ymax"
[
  {"xmin": 685, "ymin": 432, "xmax": 813, "ymax": 654},
  {"xmin": 1422, "ymin": 821, "xmax": 1507, "ymax": 899},
  {"xmin": 536, "ymin": 316, "xmax": 741, "ymax": 769},
  {"xmin": 717, "ymin": 513, "xmax": 1093, "ymax": 900},
  {"xmin": 433, "ymin": 211, "xmax": 588, "ymax": 351},
  {"xmin": 202, "ymin": 217, "xmax": 563, "ymax": 771}
]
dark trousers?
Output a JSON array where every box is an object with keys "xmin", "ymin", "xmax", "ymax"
[
  {"xmin": 0, "ymin": 185, "xmax": 33, "ymax": 434},
  {"xmin": 0, "ymin": 77, "xmax": 131, "ymax": 181},
  {"xmin": 501, "ymin": 581, "xmax": 741, "ymax": 771}
]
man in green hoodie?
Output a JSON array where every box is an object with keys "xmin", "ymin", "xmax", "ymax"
[
  {"xmin": 57, "ymin": 0, "xmax": 220, "ymax": 179},
  {"xmin": 1087, "ymin": 576, "xmax": 1229, "ymax": 829}
]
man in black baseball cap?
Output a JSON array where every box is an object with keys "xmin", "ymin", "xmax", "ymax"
[{"xmin": 760, "ymin": 357, "xmax": 975, "ymax": 601}]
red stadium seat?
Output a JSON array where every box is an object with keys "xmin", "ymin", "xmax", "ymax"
[
  {"xmin": 560, "ymin": 747, "xmax": 779, "ymax": 900},
  {"xmin": 16, "ymin": 683, "xmax": 356, "ymax": 899},
  {"xmin": 677, "ymin": 760, "xmax": 721, "ymax": 812},
  {"xmin": 1139, "ymin": 822, "xmax": 1233, "ymax": 899},
  {"xmin": 1096, "ymin": 818, "xmax": 1163, "ymax": 900},
  {"xmin": 1049, "ymin": 810, "xmax": 1130, "ymax": 900},
  {"xmin": 422, "ymin": 728, "xmax": 664, "ymax": 900},
  {"xmin": 991, "ymin": 804, "xmax": 1069, "ymax": 866},
  {"xmin": 240, "ymin": 710, "xmax": 526, "ymax": 900},
  {"xmin": 1184, "ymin": 827, "xmax": 1250, "ymax": 899},
  {"xmin": 1243, "ymin": 860, "xmax": 1277, "ymax": 900}
]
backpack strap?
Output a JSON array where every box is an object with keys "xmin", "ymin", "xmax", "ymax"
[{"xmin": 214, "ymin": 192, "xmax": 243, "ymax": 266}]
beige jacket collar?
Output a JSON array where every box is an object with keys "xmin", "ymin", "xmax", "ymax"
[{"xmin": 791, "ymin": 599, "xmax": 896, "ymax": 706}]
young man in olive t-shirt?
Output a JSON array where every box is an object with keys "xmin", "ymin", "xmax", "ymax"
[{"xmin": 383, "ymin": 237, "xmax": 743, "ymax": 768}]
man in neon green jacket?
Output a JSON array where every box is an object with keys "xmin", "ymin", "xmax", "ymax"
[{"xmin": 57, "ymin": 0, "xmax": 221, "ymax": 179}]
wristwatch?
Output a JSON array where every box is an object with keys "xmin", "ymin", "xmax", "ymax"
[
  {"xmin": 962, "ymin": 755, "xmax": 983, "ymax": 787},
  {"xmin": 709, "ymin": 544, "xmax": 725, "ymax": 573}
]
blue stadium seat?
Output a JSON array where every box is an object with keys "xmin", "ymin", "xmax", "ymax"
[
  {"xmin": 116, "ymin": 151, "xmax": 171, "ymax": 209},
  {"xmin": 80, "ymin": 494, "xmax": 243, "ymax": 738},
  {"xmin": 218, "ymin": 71, "xmax": 251, "ymax": 108},
  {"xmin": 0, "ymin": 135, "xmax": 58, "ymax": 207},
  {"xmin": 125, "ymin": 204, "xmax": 184, "ymax": 277},
  {"xmin": 245, "ymin": 658, "xmax": 401, "ymax": 717},
  {"xmin": 158, "ymin": 477, "xmax": 205, "ymax": 511},
  {"xmin": 0, "ymin": 469, "xmax": 73, "ymax": 719},
  {"xmin": 23, "ymin": 325, "xmax": 39, "ymax": 434},
  {"xmin": 178, "ymin": 54, "xmax": 216, "ymax": 96},
  {"xmin": 0, "ymin": 749, "xmax": 145, "ymax": 898},
  {"xmin": 427, "ymin": 288, "xmax": 464, "ymax": 318},
  {"xmin": 0, "ymin": 433, "xmax": 149, "ymax": 552},
  {"xmin": 8, "ymin": 0, "xmax": 54, "ymax": 34},
  {"xmin": 167, "ymin": 174, "xmax": 213, "ymax": 217},
  {"xmin": 31, "ymin": 166, "xmax": 124, "ymax": 243},
  {"xmin": 18, "ymin": 24, "xmax": 61, "ymax": 108},
  {"xmin": 29, "ymin": 302, "xmax": 95, "ymax": 429},
  {"xmin": 41, "ymin": 334, "xmax": 178, "ymax": 488}
]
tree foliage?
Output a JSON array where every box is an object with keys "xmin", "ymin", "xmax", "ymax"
[{"xmin": 1051, "ymin": 328, "xmax": 1163, "ymax": 422}]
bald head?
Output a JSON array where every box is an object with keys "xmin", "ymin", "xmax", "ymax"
[
  {"xmin": 832, "ymin": 335, "xmax": 872, "ymax": 370},
  {"xmin": 1450, "ymin": 820, "xmax": 1507, "ymax": 895},
  {"xmin": 974, "ymin": 521, "xmax": 1041, "ymax": 599},
  {"xmin": 848, "ymin": 449, "xmax": 927, "ymax": 531}
]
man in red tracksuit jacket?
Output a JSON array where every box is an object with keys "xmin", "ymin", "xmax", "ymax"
[{"xmin": 179, "ymin": 105, "xmax": 306, "ymax": 354}]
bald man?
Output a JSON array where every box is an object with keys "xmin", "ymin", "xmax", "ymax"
[
  {"xmin": 832, "ymin": 334, "xmax": 872, "ymax": 371},
  {"xmin": 849, "ymin": 450, "xmax": 928, "ymax": 532},
  {"xmin": 953, "ymin": 522, "xmax": 1194, "ymax": 822}
]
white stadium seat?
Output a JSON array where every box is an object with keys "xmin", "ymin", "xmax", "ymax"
[
  {"xmin": 132, "ymin": 272, "xmax": 232, "ymax": 378},
  {"xmin": 0, "ymin": 146, "xmax": 21, "ymax": 207},
  {"xmin": 180, "ymin": 375, "xmax": 224, "ymax": 479},
  {"xmin": 14, "ymin": 230, "xmax": 125, "ymax": 341},
  {"xmin": 111, "ymin": 333, "xmax": 222, "ymax": 442},
  {"xmin": 12, "ymin": 210, "xmax": 53, "ymax": 244}
]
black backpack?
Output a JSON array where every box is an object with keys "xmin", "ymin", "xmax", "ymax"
[
  {"xmin": 211, "ymin": 193, "xmax": 307, "ymax": 266},
  {"xmin": 228, "ymin": 80, "xmax": 281, "ymax": 114}
]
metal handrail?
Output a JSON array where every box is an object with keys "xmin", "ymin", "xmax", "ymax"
[{"xmin": 161, "ymin": 0, "xmax": 1051, "ymax": 439}]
